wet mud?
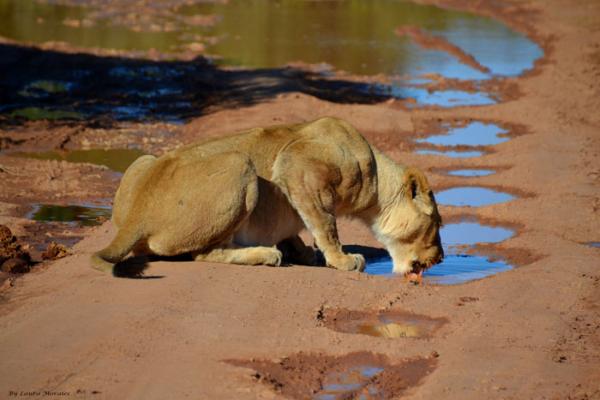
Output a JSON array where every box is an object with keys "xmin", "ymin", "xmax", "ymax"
[{"xmin": 227, "ymin": 352, "xmax": 437, "ymax": 400}]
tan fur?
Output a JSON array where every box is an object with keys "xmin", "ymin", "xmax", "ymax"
[{"xmin": 92, "ymin": 117, "xmax": 443, "ymax": 274}]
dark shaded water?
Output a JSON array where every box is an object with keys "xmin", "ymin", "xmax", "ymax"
[{"xmin": 29, "ymin": 204, "xmax": 111, "ymax": 226}]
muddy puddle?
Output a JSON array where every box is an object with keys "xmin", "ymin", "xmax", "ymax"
[
  {"xmin": 227, "ymin": 352, "xmax": 436, "ymax": 400},
  {"xmin": 585, "ymin": 242, "xmax": 600, "ymax": 249},
  {"xmin": 14, "ymin": 148, "xmax": 145, "ymax": 173},
  {"xmin": 435, "ymin": 186, "xmax": 515, "ymax": 207},
  {"xmin": 0, "ymin": 0, "xmax": 543, "ymax": 110},
  {"xmin": 324, "ymin": 309, "xmax": 446, "ymax": 339},
  {"xmin": 28, "ymin": 204, "xmax": 111, "ymax": 226},
  {"xmin": 364, "ymin": 220, "xmax": 515, "ymax": 284}
]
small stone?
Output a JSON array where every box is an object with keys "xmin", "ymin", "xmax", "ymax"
[
  {"xmin": 0, "ymin": 225, "xmax": 13, "ymax": 244},
  {"xmin": 1, "ymin": 257, "xmax": 31, "ymax": 274},
  {"xmin": 554, "ymin": 355, "xmax": 567, "ymax": 363},
  {"xmin": 42, "ymin": 242, "xmax": 71, "ymax": 260},
  {"xmin": 0, "ymin": 225, "xmax": 31, "ymax": 269}
]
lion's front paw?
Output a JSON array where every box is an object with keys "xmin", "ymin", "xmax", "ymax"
[
  {"xmin": 327, "ymin": 253, "xmax": 365, "ymax": 272},
  {"xmin": 262, "ymin": 248, "xmax": 283, "ymax": 267}
]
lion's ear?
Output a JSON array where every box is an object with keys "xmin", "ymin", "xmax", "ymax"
[{"xmin": 405, "ymin": 167, "xmax": 434, "ymax": 216}]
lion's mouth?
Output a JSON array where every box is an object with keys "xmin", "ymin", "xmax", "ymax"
[
  {"xmin": 408, "ymin": 254, "xmax": 444, "ymax": 277},
  {"xmin": 404, "ymin": 253, "xmax": 444, "ymax": 283}
]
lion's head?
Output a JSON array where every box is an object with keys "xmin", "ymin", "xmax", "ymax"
[{"xmin": 374, "ymin": 167, "xmax": 443, "ymax": 276}]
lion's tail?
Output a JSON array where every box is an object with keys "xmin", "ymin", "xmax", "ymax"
[{"xmin": 91, "ymin": 225, "xmax": 142, "ymax": 272}]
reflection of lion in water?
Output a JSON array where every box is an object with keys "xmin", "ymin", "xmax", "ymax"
[{"xmin": 92, "ymin": 117, "xmax": 443, "ymax": 276}]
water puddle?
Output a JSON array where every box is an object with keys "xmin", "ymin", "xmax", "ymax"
[
  {"xmin": 585, "ymin": 242, "xmax": 600, "ymax": 249},
  {"xmin": 227, "ymin": 351, "xmax": 436, "ymax": 400},
  {"xmin": 324, "ymin": 309, "xmax": 446, "ymax": 339},
  {"xmin": 441, "ymin": 221, "xmax": 514, "ymax": 246},
  {"xmin": 377, "ymin": 84, "xmax": 496, "ymax": 107},
  {"xmin": 14, "ymin": 148, "xmax": 145, "ymax": 173},
  {"xmin": 316, "ymin": 366, "xmax": 385, "ymax": 399},
  {"xmin": 364, "ymin": 220, "xmax": 515, "ymax": 284},
  {"xmin": 446, "ymin": 169, "xmax": 496, "ymax": 177},
  {"xmin": 183, "ymin": 0, "xmax": 542, "ymax": 78},
  {"xmin": 28, "ymin": 204, "xmax": 111, "ymax": 226},
  {"xmin": 421, "ymin": 254, "xmax": 512, "ymax": 285},
  {"xmin": 415, "ymin": 149, "xmax": 485, "ymax": 158},
  {"xmin": 416, "ymin": 122, "xmax": 508, "ymax": 147},
  {"xmin": 0, "ymin": 0, "xmax": 543, "ymax": 108},
  {"xmin": 435, "ymin": 186, "xmax": 515, "ymax": 207}
]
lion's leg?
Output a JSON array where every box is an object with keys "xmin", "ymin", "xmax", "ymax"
[
  {"xmin": 294, "ymin": 203, "xmax": 364, "ymax": 271},
  {"xmin": 193, "ymin": 244, "xmax": 282, "ymax": 266},
  {"xmin": 278, "ymin": 235, "xmax": 316, "ymax": 266},
  {"xmin": 272, "ymin": 144, "xmax": 365, "ymax": 272},
  {"xmin": 145, "ymin": 152, "xmax": 259, "ymax": 258},
  {"xmin": 275, "ymin": 170, "xmax": 363, "ymax": 271}
]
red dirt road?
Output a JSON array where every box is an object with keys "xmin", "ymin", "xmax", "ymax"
[{"xmin": 0, "ymin": 0, "xmax": 599, "ymax": 399}]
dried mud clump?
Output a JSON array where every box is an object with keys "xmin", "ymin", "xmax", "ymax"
[
  {"xmin": 0, "ymin": 225, "xmax": 32, "ymax": 274},
  {"xmin": 227, "ymin": 351, "xmax": 437, "ymax": 399},
  {"xmin": 42, "ymin": 242, "xmax": 71, "ymax": 260}
]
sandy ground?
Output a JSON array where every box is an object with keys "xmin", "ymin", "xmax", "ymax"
[{"xmin": 0, "ymin": 0, "xmax": 599, "ymax": 399}]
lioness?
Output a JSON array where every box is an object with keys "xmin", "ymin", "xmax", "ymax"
[{"xmin": 92, "ymin": 117, "xmax": 443, "ymax": 276}]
